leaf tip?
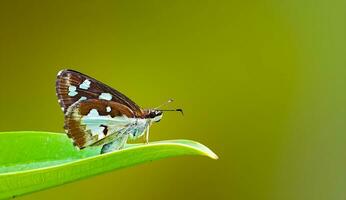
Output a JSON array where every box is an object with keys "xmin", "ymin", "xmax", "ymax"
[{"xmin": 203, "ymin": 147, "xmax": 219, "ymax": 160}]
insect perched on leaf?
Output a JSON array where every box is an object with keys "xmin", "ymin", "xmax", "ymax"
[{"xmin": 56, "ymin": 70, "xmax": 183, "ymax": 154}]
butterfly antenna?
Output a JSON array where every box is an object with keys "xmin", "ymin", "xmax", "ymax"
[
  {"xmin": 157, "ymin": 109, "xmax": 184, "ymax": 116},
  {"xmin": 154, "ymin": 99, "xmax": 174, "ymax": 109}
]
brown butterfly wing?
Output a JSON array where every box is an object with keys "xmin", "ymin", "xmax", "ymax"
[
  {"xmin": 56, "ymin": 69, "xmax": 143, "ymax": 117},
  {"xmin": 65, "ymin": 99, "xmax": 135, "ymax": 148}
]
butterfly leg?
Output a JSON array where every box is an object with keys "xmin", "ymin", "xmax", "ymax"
[
  {"xmin": 101, "ymin": 134, "xmax": 129, "ymax": 154},
  {"xmin": 145, "ymin": 126, "xmax": 149, "ymax": 144}
]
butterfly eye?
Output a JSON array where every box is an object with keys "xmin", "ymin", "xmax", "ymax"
[
  {"xmin": 147, "ymin": 111, "xmax": 159, "ymax": 118},
  {"xmin": 150, "ymin": 112, "xmax": 156, "ymax": 118}
]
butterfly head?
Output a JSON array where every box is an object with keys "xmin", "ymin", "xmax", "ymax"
[
  {"xmin": 144, "ymin": 107, "xmax": 184, "ymax": 123},
  {"xmin": 148, "ymin": 99, "xmax": 184, "ymax": 121},
  {"xmin": 145, "ymin": 110, "xmax": 163, "ymax": 123}
]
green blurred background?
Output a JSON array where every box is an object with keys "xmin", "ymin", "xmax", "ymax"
[{"xmin": 0, "ymin": 0, "xmax": 345, "ymax": 199}]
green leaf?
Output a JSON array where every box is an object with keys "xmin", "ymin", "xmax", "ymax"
[{"xmin": 0, "ymin": 131, "xmax": 218, "ymax": 199}]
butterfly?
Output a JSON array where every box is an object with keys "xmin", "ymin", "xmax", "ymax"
[{"xmin": 56, "ymin": 69, "xmax": 182, "ymax": 154}]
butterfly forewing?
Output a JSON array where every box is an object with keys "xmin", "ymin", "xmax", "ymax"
[{"xmin": 56, "ymin": 69, "xmax": 143, "ymax": 116}]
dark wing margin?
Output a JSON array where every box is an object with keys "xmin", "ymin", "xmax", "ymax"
[
  {"xmin": 56, "ymin": 69, "xmax": 143, "ymax": 116},
  {"xmin": 65, "ymin": 99, "xmax": 135, "ymax": 148}
]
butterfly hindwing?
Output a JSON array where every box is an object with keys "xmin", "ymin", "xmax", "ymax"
[
  {"xmin": 65, "ymin": 99, "xmax": 138, "ymax": 148},
  {"xmin": 56, "ymin": 69, "xmax": 143, "ymax": 116}
]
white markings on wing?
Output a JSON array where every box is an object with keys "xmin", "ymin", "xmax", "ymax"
[
  {"xmin": 79, "ymin": 79, "xmax": 91, "ymax": 90},
  {"xmin": 57, "ymin": 70, "xmax": 64, "ymax": 77},
  {"xmin": 82, "ymin": 109, "xmax": 110, "ymax": 139},
  {"xmin": 99, "ymin": 93, "xmax": 112, "ymax": 101},
  {"xmin": 68, "ymin": 86, "xmax": 78, "ymax": 97},
  {"xmin": 81, "ymin": 108, "xmax": 148, "ymax": 141},
  {"xmin": 106, "ymin": 106, "xmax": 112, "ymax": 112},
  {"xmin": 78, "ymin": 96, "xmax": 87, "ymax": 101}
]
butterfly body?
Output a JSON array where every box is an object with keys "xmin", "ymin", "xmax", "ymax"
[{"xmin": 56, "ymin": 70, "xmax": 163, "ymax": 153}]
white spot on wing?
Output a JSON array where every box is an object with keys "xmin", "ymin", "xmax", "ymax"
[
  {"xmin": 82, "ymin": 109, "xmax": 110, "ymax": 139},
  {"xmin": 79, "ymin": 79, "xmax": 91, "ymax": 90},
  {"xmin": 106, "ymin": 106, "xmax": 111, "ymax": 112},
  {"xmin": 57, "ymin": 70, "xmax": 64, "ymax": 77},
  {"xmin": 88, "ymin": 109, "xmax": 100, "ymax": 117},
  {"xmin": 99, "ymin": 93, "xmax": 112, "ymax": 101},
  {"xmin": 81, "ymin": 108, "xmax": 149, "ymax": 142},
  {"xmin": 68, "ymin": 86, "xmax": 78, "ymax": 97},
  {"xmin": 79, "ymin": 96, "xmax": 87, "ymax": 101}
]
